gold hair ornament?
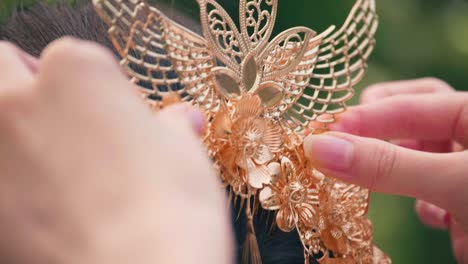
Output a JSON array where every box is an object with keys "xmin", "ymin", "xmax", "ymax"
[{"xmin": 93, "ymin": 0, "xmax": 390, "ymax": 262}]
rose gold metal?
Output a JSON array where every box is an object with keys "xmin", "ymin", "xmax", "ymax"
[{"xmin": 93, "ymin": 0, "xmax": 390, "ymax": 262}]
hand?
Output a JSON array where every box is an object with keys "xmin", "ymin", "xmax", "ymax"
[
  {"xmin": 303, "ymin": 78, "xmax": 468, "ymax": 263},
  {"xmin": 0, "ymin": 39, "xmax": 232, "ymax": 264}
]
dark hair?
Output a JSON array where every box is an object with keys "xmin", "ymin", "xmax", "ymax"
[{"xmin": 0, "ymin": 3, "xmax": 315, "ymax": 263}]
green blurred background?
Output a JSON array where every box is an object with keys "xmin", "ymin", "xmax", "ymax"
[{"xmin": 2, "ymin": 0, "xmax": 468, "ymax": 263}]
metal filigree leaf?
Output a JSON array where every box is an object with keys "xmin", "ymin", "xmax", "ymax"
[
  {"xmin": 242, "ymin": 53, "xmax": 260, "ymax": 92},
  {"xmin": 256, "ymin": 82, "xmax": 284, "ymax": 107},
  {"xmin": 198, "ymin": 0, "xmax": 247, "ymax": 72},
  {"xmin": 213, "ymin": 67, "xmax": 242, "ymax": 99},
  {"xmin": 239, "ymin": 0, "xmax": 278, "ymax": 52}
]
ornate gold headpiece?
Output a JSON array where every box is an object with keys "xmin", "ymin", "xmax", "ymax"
[{"xmin": 93, "ymin": 0, "xmax": 389, "ymax": 262}]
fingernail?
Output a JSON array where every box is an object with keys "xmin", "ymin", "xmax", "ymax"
[
  {"xmin": 444, "ymin": 213, "xmax": 451, "ymax": 229},
  {"xmin": 328, "ymin": 112, "xmax": 357, "ymax": 134},
  {"xmin": 426, "ymin": 203, "xmax": 449, "ymax": 227},
  {"xmin": 304, "ymin": 135, "xmax": 354, "ymax": 174},
  {"xmin": 162, "ymin": 103, "xmax": 206, "ymax": 135},
  {"xmin": 186, "ymin": 109, "xmax": 206, "ymax": 135},
  {"xmin": 17, "ymin": 51, "xmax": 39, "ymax": 73}
]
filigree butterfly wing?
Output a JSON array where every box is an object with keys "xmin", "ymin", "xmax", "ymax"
[
  {"xmin": 257, "ymin": 26, "xmax": 321, "ymax": 115},
  {"xmin": 93, "ymin": 0, "xmax": 220, "ymax": 111},
  {"xmin": 287, "ymin": 0, "xmax": 378, "ymax": 128}
]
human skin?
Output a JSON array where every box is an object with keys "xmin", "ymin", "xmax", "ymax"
[
  {"xmin": 0, "ymin": 38, "xmax": 232, "ymax": 263},
  {"xmin": 304, "ymin": 78, "xmax": 468, "ymax": 263}
]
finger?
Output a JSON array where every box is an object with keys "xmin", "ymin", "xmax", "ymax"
[
  {"xmin": 393, "ymin": 139, "xmax": 453, "ymax": 153},
  {"xmin": 330, "ymin": 93, "xmax": 468, "ymax": 146},
  {"xmin": 415, "ymin": 200, "xmax": 449, "ymax": 230},
  {"xmin": 158, "ymin": 103, "xmax": 207, "ymax": 136},
  {"xmin": 358, "ymin": 78, "xmax": 454, "ymax": 155},
  {"xmin": 450, "ymin": 220, "xmax": 468, "ymax": 263},
  {"xmin": 37, "ymin": 37, "xmax": 151, "ymax": 121},
  {"xmin": 154, "ymin": 104, "xmax": 222, "ymax": 204},
  {"xmin": 0, "ymin": 42, "xmax": 39, "ymax": 130},
  {"xmin": 0, "ymin": 42, "xmax": 38, "ymax": 92},
  {"xmin": 303, "ymin": 132, "xmax": 468, "ymax": 211},
  {"xmin": 454, "ymin": 142, "xmax": 465, "ymax": 152},
  {"xmin": 361, "ymin": 78, "xmax": 453, "ymax": 104},
  {"xmin": 39, "ymin": 37, "xmax": 137, "ymax": 99}
]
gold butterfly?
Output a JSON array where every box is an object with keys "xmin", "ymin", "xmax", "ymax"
[
  {"xmin": 93, "ymin": 0, "xmax": 389, "ymax": 263},
  {"xmin": 93, "ymin": 0, "xmax": 377, "ymax": 130}
]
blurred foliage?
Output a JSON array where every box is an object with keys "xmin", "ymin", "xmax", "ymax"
[{"xmin": 2, "ymin": 0, "xmax": 468, "ymax": 263}]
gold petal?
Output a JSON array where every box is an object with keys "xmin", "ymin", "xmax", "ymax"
[
  {"xmin": 256, "ymin": 82, "xmax": 284, "ymax": 107},
  {"xmin": 248, "ymin": 165, "xmax": 272, "ymax": 189},
  {"xmin": 218, "ymin": 145, "xmax": 237, "ymax": 177},
  {"xmin": 259, "ymin": 187, "xmax": 281, "ymax": 211},
  {"xmin": 253, "ymin": 144, "xmax": 273, "ymax": 165},
  {"xmin": 213, "ymin": 67, "xmax": 242, "ymax": 99},
  {"xmin": 281, "ymin": 157, "xmax": 297, "ymax": 182},
  {"xmin": 276, "ymin": 207, "xmax": 296, "ymax": 232},
  {"xmin": 251, "ymin": 118, "xmax": 268, "ymax": 134},
  {"xmin": 242, "ymin": 54, "xmax": 260, "ymax": 92},
  {"xmin": 321, "ymin": 229, "xmax": 339, "ymax": 254},
  {"xmin": 299, "ymin": 203, "xmax": 319, "ymax": 224},
  {"xmin": 211, "ymin": 108, "xmax": 233, "ymax": 138},
  {"xmin": 284, "ymin": 130, "xmax": 303, "ymax": 149},
  {"xmin": 235, "ymin": 95, "xmax": 262, "ymax": 117},
  {"xmin": 267, "ymin": 162, "xmax": 281, "ymax": 184},
  {"xmin": 336, "ymin": 234, "xmax": 350, "ymax": 255},
  {"xmin": 237, "ymin": 156, "xmax": 256, "ymax": 170},
  {"xmin": 161, "ymin": 92, "xmax": 182, "ymax": 107},
  {"xmin": 262, "ymin": 121, "xmax": 282, "ymax": 152}
]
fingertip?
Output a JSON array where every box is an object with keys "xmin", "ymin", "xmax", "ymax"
[
  {"xmin": 415, "ymin": 200, "xmax": 449, "ymax": 230},
  {"xmin": 17, "ymin": 50, "xmax": 39, "ymax": 74},
  {"xmin": 40, "ymin": 37, "xmax": 120, "ymax": 78},
  {"xmin": 159, "ymin": 103, "xmax": 207, "ymax": 136},
  {"xmin": 0, "ymin": 41, "xmax": 37, "ymax": 83},
  {"xmin": 186, "ymin": 108, "xmax": 207, "ymax": 136},
  {"xmin": 40, "ymin": 37, "xmax": 81, "ymax": 64},
  {"xmin": 328, "ymin": 110, "xmax": 362, "ymax": 135},
  {"xmin": 450, "ymin": 221, "xmax": 468, "ymax": 264},
  {"xmin": 360, "ymin": 87, "xmax": 388, "ymax": 104},
  {"xmin": 306, "ymin": 132, "xmax": 456, "ymax": 205},
  {"xmin": 303, "ymin": 133, "xmax": 355, "ymax": 180}
]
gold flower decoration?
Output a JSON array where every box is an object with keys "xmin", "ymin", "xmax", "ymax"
[
  {"xmin": 317, "ymin": 181, "xmax": 371, "ymax": 257},
  {"xmin": 259, "ymin": 156, "xmax": 320, "ymax": 232},
  {"xmin": 213, "ymin": 96, "xmax": 282, "ymax": 189}
]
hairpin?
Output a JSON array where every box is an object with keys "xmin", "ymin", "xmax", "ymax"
[{"xmin": 93, "ymin": 0, "xmax": 390, "ymax": 262}]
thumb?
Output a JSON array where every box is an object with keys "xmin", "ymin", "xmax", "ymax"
[
  {"xmin": 304, "ymin": 133, "xmax": 468, "ymax": 211},
  {"xmin": 158, "ymin": 103, "xmax": 207, "ymax": 136}
]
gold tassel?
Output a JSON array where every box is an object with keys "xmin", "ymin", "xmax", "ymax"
[
  {"xmin": 242, "ymin": 197, "xmax": 262, "ymax": 264},
  {"xmin": 242, "ymin": 215, "xmax": 262, "ymax": 264}
]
